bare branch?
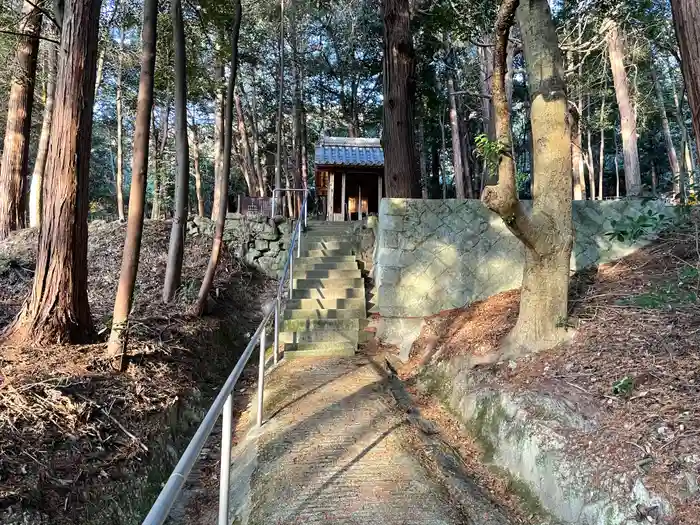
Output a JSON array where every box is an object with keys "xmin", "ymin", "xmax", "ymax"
[{"xmin": 0, "ymin": 29, "xmax": 59, "ymax": 44}]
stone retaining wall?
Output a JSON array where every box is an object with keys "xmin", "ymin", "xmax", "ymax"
[
  {"xmin": 375, "ymin": 199, "xmax": 672, "ymax": 319},
  {"xmin": 187, "ymin": 214, "xmax": 292, "ymax": 277}
]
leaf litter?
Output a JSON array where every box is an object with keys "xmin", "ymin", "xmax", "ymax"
[{"xmin": 0, "ymin": 220, "xmax": 275, "ymax": 524}]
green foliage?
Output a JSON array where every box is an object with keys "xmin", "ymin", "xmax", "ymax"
[
  {"xmin": 612, "ymin": 376, "xmax": 634, "ymax": 397},
  {"xmin": 618, "ymin": 265, "xmax": 700, "ymax": 309},
  {"xmin": 605, "ymin": 208, "xmax": 672, "ymax": 243},
  {"xmin": 474, "ymin": 134, "xmax": 506, "ymax": 175}
]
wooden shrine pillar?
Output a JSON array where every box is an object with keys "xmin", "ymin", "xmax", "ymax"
[
  {"xmin": 341, "ymin": 172, "xmax": 347, "ymax": 221},
  {"xmin": 328, "ymin": 172, "xmax": 335, "ymax": 221}
]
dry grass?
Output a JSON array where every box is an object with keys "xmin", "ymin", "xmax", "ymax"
[
  {"xmin": 399, "ymin": 228, "xmax": 700, "ymax": 524},
  {"xmin": 0, "ymin": 220, "xmax": 275, "ymax": 524}
]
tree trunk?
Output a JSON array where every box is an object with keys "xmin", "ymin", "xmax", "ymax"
[
  {"xmin": 418, "ymin": 115, "xmax": 428, "ymax": 198},
  {"xmin": 274, "ymin": 0, "xmax": 285, "ymax": 210},
  {"xmin": 586, "ymin": 95, "xmax": 596, "ymax": 199},
  {"xmin": 235, "ymin": 92, "xmax": 258, "ymax": 196},
  {"xmin": 382, "ymin": 0, "xmax": 420, "ymax": 198},
  {"xmin": 478, "ymin": 36, "xmax": 496, "ymax": 140},
  {"xmin": 439, "ymin": 107, "xmax": 447, "ymax": 198},
  {"xmin": 651, "ymin": 162, "xmax": 657, "ymax": 196},
  {"xmin": 651, "ymin": 61, "xmax": 681, "ymax": 187},
  {"xmin": 194, "ymin": 0, "xmax": 242, "ymax": 315},
  {"xmin": 162, "ymin": 0, "xmax": 190, "ymax": 303},
  {"xmin": 459, "ymin": 108, "xmax": 474, "ymax": 198},
  {"xmin": 0, "ymin": 1, "xmax": 42, "ymax": 238},
  {"xmin": 614, "ymin": 131, "xmax": 620, "ymax": 198},
  {"xmin": 190, "ymin": 123, "xmax": 205, "ymax": 217},
  {"xmin": 447, "ymin": 76, "xmax": 465, "ymax": 198},
  {"xmin": 4, "ymin": 0, "xmax": 101, "ymax": 344},
  {"xmin": 606, "ymin": 19, "xmax": 642, "ymax": 196},
  {"xmin": 107, "ymin": 0, "xmax": 157, "ymax": 368},
  {"xmin": 431, "ymin": 141, "xmax": 440, "ymax": 192},
  {"xmin": 211, "ymin": 62, "xmax": 225, "ymax": 219},
  {"xmin": 29, "ymin": 40, "xmax": 57, "ymax": 229},
  {"xmin": 115, "ymin": 28, "xmax": 126, "ymax": 221},
  {"xmin": 672, "ymin": 78, "xmax": 691, "ymax": 198},
  {"xmin": 670, "ymin": 0, "xmax": 700, "ymax": 154},
  {"xmin": 249, "ymin": 76, "xmax": 266, "ymax": 195},
  {"xmin": 481, "ymin": 0, "xmax": 573, "ymax": 356},
  {"xmin": 151, "ymin": 101, "xmax": 170, "ymax": 219},
  {"xmin": 598, "ymin": 129, "xmax": 605, "ymax": 201},
  {"xmin": 570, "ymin": 105, "xmax": 585, "ymax": 199}
]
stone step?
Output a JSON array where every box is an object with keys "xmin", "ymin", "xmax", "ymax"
[
  {"xmin": 294, "ymin": 256, "xmax": 357, "ymax": 267},
  {"xmin": 301, "ymin": 240, "xmax": 353, "ymax": 251},
  {"xmin": 283, "ymin": 307, "xmax": 366, "ymax": 320},
  {"xmin": 293, "ymin": 261, "xmax": 359, "ymax": 271},
  {"xmin": 301, "ymin": 248, "xmax": 354, "ymax": 258},
  {"xmin": 285, "ymin": 297, "xmax": 366, "ymax": 311},
  {"xmin": 293, "ymin": 277, "xmax": 364, "ymax": 289},
  {"xmin": 282, "ymin": 342, "xmax": 356, "ymax": 358},
  {"xmin": 291, "ymin": 287, "xmax": 364, "ymax": 300},
  {"xmin": 293, "ymin": 269, "xmax": 361, "ymax": 280},
  {"xmin": 279, "ymin": 329, "xmax": 359, "ymax": 344},
  {"xmin": 281, "ymin": 317, "xmax": 367, "ymax": 332}
]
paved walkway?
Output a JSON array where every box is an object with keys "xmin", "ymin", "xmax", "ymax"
[{"xmin": 227, "ymin": 354, "xmax": 512, "ymax": 525}]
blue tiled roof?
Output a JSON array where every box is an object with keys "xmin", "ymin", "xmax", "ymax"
[{"xmin": 315, "ymin": 137, "xmax": 384, "ymax": 167}]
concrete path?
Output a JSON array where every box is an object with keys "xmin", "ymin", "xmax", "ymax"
[{"xmin": 227, "ymin": 354, "xmax": 513, "ymax": 525}]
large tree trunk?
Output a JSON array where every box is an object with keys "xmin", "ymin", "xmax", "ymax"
[
  {"xmin": 651, "ymin": 61, "xmax": 681, "ymax": 186},
  {"xmin": 671, "ymin": 0, "xmax": 700, "ymax": 154},
  {"xmin": 162, "ymin": 0, "xmax": 190, "ymax": 303},
  {"xmin": 29, "ymin": 40, "xmax": 57, "ymax": 229},
  {"xmin": 107, "ymin": 0, "xmax": 157, "ymax": 368},
  {"xmin": 115, "ymin": 28, "xmax": 126, "ymax": 221},
  {"xmin": 4, "ymin": 0, "xmax": 101, "ymax": 344},
  {"xmin": 382, "ymin": 0, "xmax": 420, "ymax": 198},
  {"xmin": 447, "ymin": 76, "xmax": 466, "ymax": 198},
  {"xmin": 606, "ymin": 20, "xmax": 642, "ymax": 196},
  {"xmin": 190, "ymin": 122, "xmax": 205, "ymax": 217},
  {"xmin": 480, "ymin": 0, "xmax": 573, "ymax": 358},
  {"xmin": 211, "ymin": 62, "xmax": 225, "ymax": 219},
  {"xmin": 0, "ymin": 1, "xmax": 42, "ymax": 239}
]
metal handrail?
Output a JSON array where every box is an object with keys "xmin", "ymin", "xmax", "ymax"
[{"xmin": 142, "ymin": 190, "xmax": 309, "ymax": 525}]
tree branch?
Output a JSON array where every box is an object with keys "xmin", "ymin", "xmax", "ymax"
[
  {"xmin": 0, "ymin": 29, "xmax": 59, "ymax": 44},
  {"xmin": 24, "ymin": 0, "xmax": 60, "ymax": 28},
  {"xmin": 481, "ymin": 0, "xmax": 538, "ymax": 251}
]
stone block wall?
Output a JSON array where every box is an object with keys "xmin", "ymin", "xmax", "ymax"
[
  {"xmin": 187, "ymin": 213, "xmax": 292, "ymax": 277},
  {"xmin": 375, "ymin": 199, "xmax": 672, "ymax": 318}
]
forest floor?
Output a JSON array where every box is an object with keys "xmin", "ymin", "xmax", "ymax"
[
  {"xmin": 0, "ymin": 220, "xmax": 275, "ymax": 524},
  {"xmin": 391, "ymin": 227, "xmax": 700, "ymax": 524}
]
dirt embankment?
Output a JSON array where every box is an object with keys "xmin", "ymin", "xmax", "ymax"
[
  {"xmin": 397, "ymin": 229, "xmax": 700, "ymax": 524},
  {"xmin": 0, "ymin": 220, "xmax": 275, "ymax": 524}
]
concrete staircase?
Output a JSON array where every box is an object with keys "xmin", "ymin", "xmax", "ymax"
[{"xmin": 281, "ymin": 222, "xmax": 367, "ymax": 358}]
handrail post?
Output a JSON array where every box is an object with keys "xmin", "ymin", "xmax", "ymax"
[
  {"xmin": 273, "ymin": 297, "xmax": 280, "ymax": 364},
  {"xmin": 297, "ymin": 220, "xmax": 301, "ymax": 258},
  {"xmin": 289, "ymin": 241, "xmax": 294, "ymax": 296},
  {"xmin": 271, "ymin": 189, "xmax": 276, "ymax": 217},
  {"xmin": 218, "ymin": 393, "xmax": 233, "ymax": 525},
  {"xmin": 257, "ymin": 327, "xmax": 266, "ymax": 427}
]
